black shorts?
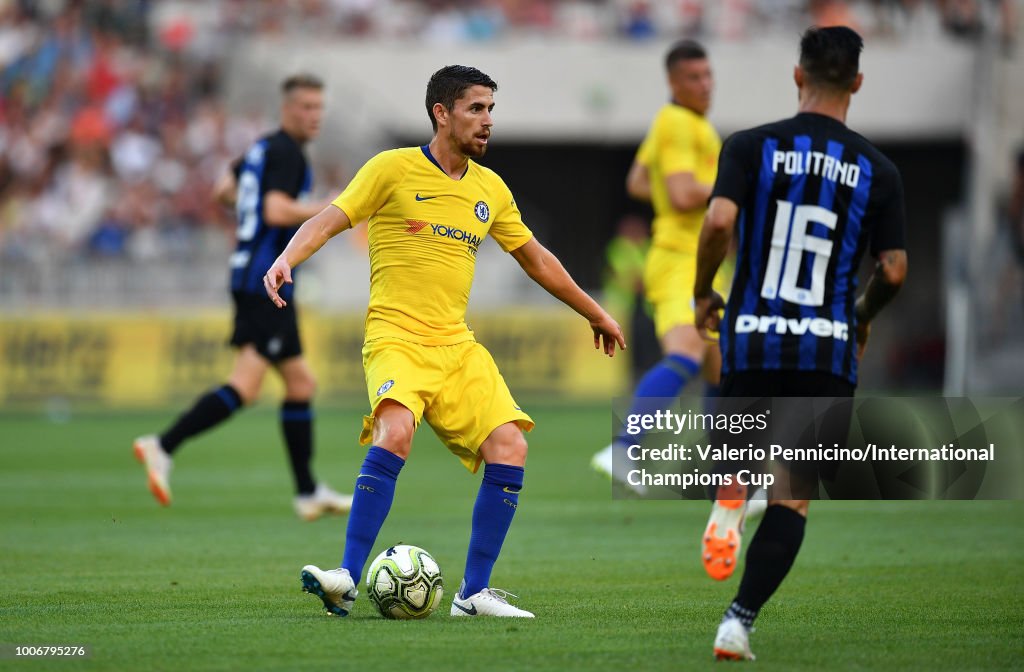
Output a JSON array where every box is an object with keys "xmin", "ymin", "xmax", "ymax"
[
  {"xmin": 721, "ymin": 369, "xmax": 855, "ymax": 397},
  {"xmin": 229, "ymin": 291, "xmax": 302, "ymax": 363},
  {"xmin": 716, "ymin": 370, "xmax": 855, "ymax": 498}
]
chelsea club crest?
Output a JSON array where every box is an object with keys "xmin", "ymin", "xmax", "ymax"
[{"xmin": 474, "ymin": 201, "xmax": 490, "ymax": 223}]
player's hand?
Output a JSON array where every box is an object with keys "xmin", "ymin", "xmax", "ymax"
[
  {"xmin": 855, "ymin": 320, "xmax": 871, "ymax": 361},
  {"xmin": 590, "ymin": 312, "xmax": 627, "ymax": 357},
  {"xmin": 694, "ymin": 291, "xmax": 725, "ymax": 337},
  {"xmin": 264, "ymin": 257, "xmax": 293, "ymax": 308}
]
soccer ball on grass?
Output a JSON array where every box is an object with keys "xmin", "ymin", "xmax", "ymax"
[{"xmin": 366, "ymin": 544, "xmax": 444, "ymax": 619}]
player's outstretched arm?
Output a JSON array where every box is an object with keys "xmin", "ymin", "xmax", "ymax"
[
  {"xmin": 264, "ymin": 204, "xmax": 351, "ymax": 308},
  {"xmin": 510, "ymin": 238, "xmax": 626, "ymax": 357},
  {"xmin": 693, "ymin": 196, "xmax": 737, "ymax": 334},
  {"xmin": 853, "ymin": 249, "xmax": 907, "ymax": 359}
]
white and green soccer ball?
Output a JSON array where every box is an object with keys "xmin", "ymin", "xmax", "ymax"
[{"xmin": 366, "ymin": 544, "xmax": 444, "ymax": 620}]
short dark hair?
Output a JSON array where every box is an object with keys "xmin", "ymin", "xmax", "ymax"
[
  {"xmin": 799, "ymin": 26, "xmax": 863, "ymax": 92},
  {"xmin": 281, "ymin": 73, "xmax": 324, "ymax": 96},
  {"xmin": 425, "ymin": 65, "xmax": 498, "ymax": 132},
  {"xmin": 665, "ymin": 40, "xmax": 707, "ymax": 71}
]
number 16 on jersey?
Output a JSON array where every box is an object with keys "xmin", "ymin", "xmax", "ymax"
[{"xmin": 760, "ymin": 200, "xmax": 838, "ymax": 308}]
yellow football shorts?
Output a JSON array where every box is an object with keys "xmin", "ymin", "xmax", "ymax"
[
  {"xmin": 643, "ymin": 246, "xmax": 733, "ymax": 339},
  {"xmin": 360, "ymin": 337, "xmax": 534, "ymax": 473}
]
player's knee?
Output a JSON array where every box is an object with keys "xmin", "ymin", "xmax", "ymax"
[
  {"xmin": 372, "ymin": 404, "xmax": 415, "ymax": 458},
  {"xmin": 375, "ymin": 423, "xmax": 413, "ymax": 459},
  {"xmin": 287, "ymin": 372, "xmax": 316, "ymax": 400},
  {"xmin": 482, "ymin": 424, "xmax": 528, "ymax": 467},
  {"xmin": 506, "ymin": 432, "xmax": 528, "ymax": 465},
  {"xmin": 229, "ymin": 380, "xmax": 260, "ymax": 406}
]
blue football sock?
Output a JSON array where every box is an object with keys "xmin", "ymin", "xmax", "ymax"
[
  {"xmin": 341, "ymin": 446, "xmax": 404, "ymax": 582},
  {"xmin": 461, "ymin": 463, "xmax": 524, "ymax": 598},
  {"xmin": 617, "ymin": 354, "xmax": 700, "ymax": 444}
]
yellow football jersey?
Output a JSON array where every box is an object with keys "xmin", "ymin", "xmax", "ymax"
[
  {"xmin": 637, "ymin": 103, "xmax": 721, "ymax": 253},
  {"xmin": 332, "ymin": 146, "xmax": 533, "ymax": 346}
]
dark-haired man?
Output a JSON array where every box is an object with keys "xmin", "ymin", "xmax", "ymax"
[
  {"xmin": 133, "ymin": 74, "xmax": 352, "ymax": 521},
  {"xmin": 592, "ymin": 40, "xmax": 734, "ymax": 500},
  {"xmin": 267, "ymin": 65, "xmax": 625, "ymax": 618},
  {"xmin": 694, "ymin": 27, "xmax": 907, "ymax": 660}
]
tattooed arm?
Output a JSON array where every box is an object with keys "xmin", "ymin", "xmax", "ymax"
[{"xmin": 854, "ymin": 249, "xmax": 907, "ymax": 359}]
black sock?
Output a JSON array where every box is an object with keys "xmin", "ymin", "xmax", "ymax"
[
  {"xmin": 730, "ymin": 504, "xmax": 807, "ymax": 622},
  {"xmin": 723, "ymin": 601, "xmax": 758, "ymax": 630},
  {"xmin": 281, "ymin": 400, "xmax": 316, "ymax": 495},
  {"xmin": 160, "ymin": 385, "xmax": 243, "ymax": 454}
]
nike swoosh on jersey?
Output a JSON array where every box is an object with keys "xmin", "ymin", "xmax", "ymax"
[
  {"xmin": 502, "ymin": 487, "xmax": 521, "ymax": 494},
  {"xmin": 415, "ymin": 194, "xmax": 439, "ymax": 201},
  {"xmin": 453, "ymin": 601, "xmax": 478, "ymax": 615},
  {"xmin": 357, "ymin": 473, "xmax": 381, "ymax": 481}
]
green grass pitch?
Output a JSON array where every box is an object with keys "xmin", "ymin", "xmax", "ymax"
[{"xmin": 1, "ymin": 404, "xmax": 1022, "ymax": 671}]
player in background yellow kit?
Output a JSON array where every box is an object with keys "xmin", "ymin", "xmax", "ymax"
[
  {"xmin": 264, "ymin": 65, "xmax": 625, "ymax": 619},
  {"xmin": 592, "ymin": 41, "xmax": 731, "ymax": 493}
]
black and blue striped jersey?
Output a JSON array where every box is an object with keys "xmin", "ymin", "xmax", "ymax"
[
  {"xmin": 229, "ymin": 129, "xmax": 312, "ymax": 301},
  {"xmin": 711, "ymin": 112, "xmax": 906, "ymax": 385}
]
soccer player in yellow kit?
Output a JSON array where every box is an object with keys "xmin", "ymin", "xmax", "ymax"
[
  {"xmin": 590, "ymin": 41, "xmax": 761, "ymax": 579},
  {"xmin": 593, "ymin": 41, "xmax": 730, "ymax": 485},
  {"xmin": 264, "ymin": 65, "xmax": 625, "ymax": 618}
]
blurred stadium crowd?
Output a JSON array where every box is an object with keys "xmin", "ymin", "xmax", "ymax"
[
  {"xmin": 1, "ymin": 2, "xmax": 244, "ymax": 266},
  {"xmin": 170, "ymin": 0, "xmax": 1016, "ymax": 43},
  {"xmin": 0, "ymin": 0, "xmax": 1015, "ymax": 267}
]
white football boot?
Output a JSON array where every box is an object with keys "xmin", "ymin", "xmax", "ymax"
[
  {"xmin": 294, "ymin": 483, "xmax": 353, "ymax": 521},
  {"xmin": 300, "ymin": 565, "xmax": 357, "ymax": 616},
  {"xmin": 132, "ymin": 435, "xmax": 172, "ymax": 506},
  {"xmin": 590, "ymin": 443, "xmax": 648, "ymax": 496},
  {"xmin": 714, "ymin": 617, "xmax": 756, "ymax": 661},
  {"xmin": 450, "ymin": 588, "xmax": 535, "ymax": 618}
]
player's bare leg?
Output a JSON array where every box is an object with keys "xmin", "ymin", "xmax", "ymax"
[
  {"xmin": 369, "ymin": 400, "xmax": 416, "ymax": 460},
  {"xmin": 226, "ymin": 345, "xmax": 271, "ymax": 404}
]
